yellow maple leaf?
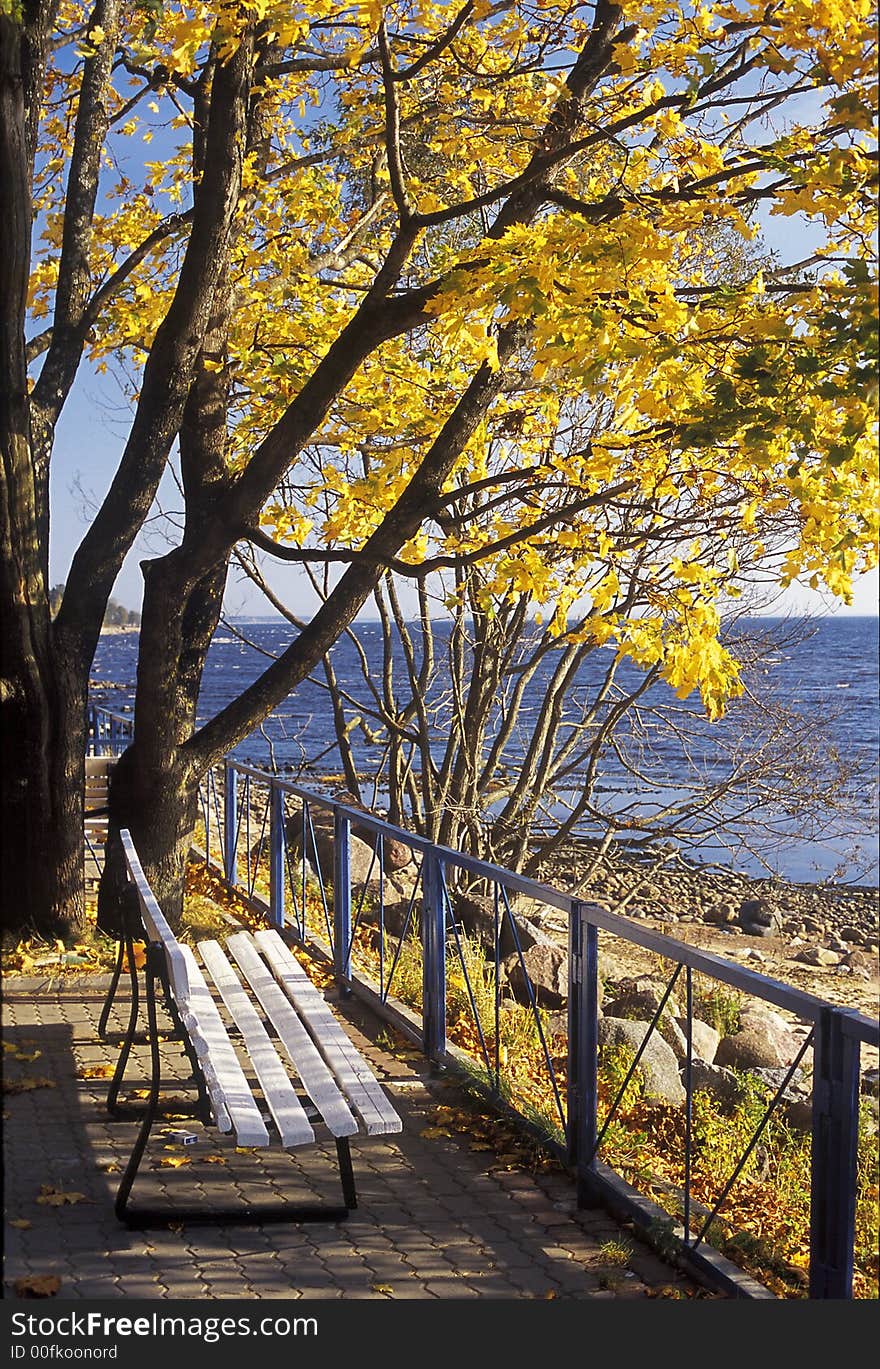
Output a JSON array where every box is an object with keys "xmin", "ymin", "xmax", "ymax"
[
  {"xmin": 36, "ymin": 1186, "xmax": 86, "ymax": 1206},
  {"xmin": 4, "ymin": 1076, "xmax": 56, "ymax": 1095},
  {"xmin": 13, "ymin": 1275, "xmax": 60, "ymax": 1298},
  {"xmin": 76, "ymin": 1064, "xmax": 114, "ymax": 1079}
]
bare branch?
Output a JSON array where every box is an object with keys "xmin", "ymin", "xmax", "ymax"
[{"xmin": 377, "ymin": 20, "xmax": 414, "ymax": 221}]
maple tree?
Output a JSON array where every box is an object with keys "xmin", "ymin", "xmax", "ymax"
[{"xmin": 0, "ymin": 0, "xmax": 877, "ymax": 939}]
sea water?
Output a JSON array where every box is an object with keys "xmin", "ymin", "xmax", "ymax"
[{"xmin": 90, "ymin": 615, "xmax": 879, "ymax": 888}]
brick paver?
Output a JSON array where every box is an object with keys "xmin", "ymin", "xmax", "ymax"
[{"xmin": 2, "ymin": 973, "xmax": 710, "ymax": 1302}]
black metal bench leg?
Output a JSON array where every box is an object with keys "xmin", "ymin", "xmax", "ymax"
[
  {"xmin": 115, "ymin": 953, "xmax": 163, "ymax": 1223},
  {"xmin": 98, "ymin": 937, "xmax": 126, "ymax": 1039},
  {"xmin": 336, "ymin": 1137, "xmax": 357, "ymax": 1210},
  {"xmin": 107, "ymin": 931, "xmax": 140, "ymax": 1115}
]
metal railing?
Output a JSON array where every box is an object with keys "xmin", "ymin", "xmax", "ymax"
[
  {"xmin": 85, "ymin": 707, "xmax": 878, "ymax": 1299},
  {"xmin": 199, "ymin": 757, "xmax": 878, "ymax": 1301},
  {"xmin": 87, "ymin": 704, "xmax": 134, "ymax": 756}
]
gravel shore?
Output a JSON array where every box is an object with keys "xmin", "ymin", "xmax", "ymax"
[{"xmin": 532, "ymin": 839, "xmax": 879, "ymax": 1024}]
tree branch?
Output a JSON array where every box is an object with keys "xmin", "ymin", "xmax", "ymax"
[
  {"xmin": 30, "ymin": 0, "xmax": 122, "ymax": 434},
  {"xmin": 54, "ymin": 31, "xmax": 256, "ymax": 657},
  {"xmin": 187, "ymin": 322, "xmax": 526, "ymax": 769},
  {"xmin": 377, "ymin": 19, "xmax": 414, "ymax": 221},
  {"xmin": 393, "ymin": 1, "xmax": 474, "ymax": 81}
]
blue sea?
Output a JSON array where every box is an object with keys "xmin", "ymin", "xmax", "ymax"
[{"xmin": 90, "ymin": 615, "xmax": 879, "ymax": 889}]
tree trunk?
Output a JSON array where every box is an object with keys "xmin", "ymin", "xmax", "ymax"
[
  {"xmin": 1, "ymin": 9, "xmax": 84, "ymax": 941},
  {"xmin": 0, "ymin": 649, "xmax": 89, "ymax": 940},
  {"xmin": 96, "ymin": 553, "xmax": 229, "ymax": 934},
  {"xmin": 98, "ymin": 742, "xmax": 202, "ymax": 935}
]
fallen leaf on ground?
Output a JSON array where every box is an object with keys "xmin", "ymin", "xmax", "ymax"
[
  {"xmin": 155, "ymin": 1156, "xmax": 191, "ymax": 1168},
  {"xmin": 419, "ymin": 1126, "xmax": 452, "ymax": 1140},
  {"xmin": 13, "ymin": 1275, "xmax": 60, "ymax": 1298},
  {"xmin": 4, "ymin": 1077, "xmax": 56, "ymax": 1095},
  {"xmin": 202, "ymin": 1155, "xmax": 226, "ymax": 1165},
  {"xmin": 370, "ymin": 1284, "xmax": 394, "ymax": 1296},
  {"xmin": 77, "ymin": 1064, "xmax": 114, "ymax": 1079},
  {"xmin": 13, "ymin": 1049, "xmax": 41, "ymax": 1063},
  {"xmin": 8, "ymin": 1219, "xmax": 32, "ymax": 1230},
  {"xmin": 36, "ymin": 1186, "xmax": 86, "ymax": 1207}
]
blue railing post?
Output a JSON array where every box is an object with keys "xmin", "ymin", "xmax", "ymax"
[
  {"xmin": 333, "ymin": 809, "xmax": 352, "ymax": 993},
  {"xmin": 223, "ymin": 763, "xmax": 238, "ymax": 889},
  {"xmin": 269, "ymin": 782, "xmax": 285, "ymax": 930},
  {"xmin": 569, "ymin": 901, "xmax": 600, "ymax": 1205},
  {"xmin": 809, "ymin": 1007, "xmax": 862, "ymax": 1298},
  {"xmin": 421, "ymin": 851, "xmax": 447, "ymax": 1061},
  {"xmin": 203, "ymin": 772, "xmax": 212, "ymax": 867}
]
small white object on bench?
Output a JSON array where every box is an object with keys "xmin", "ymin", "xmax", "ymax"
[{"xmin": 107, "ymin": 829, "xmax": 402, "ymax": 1226}]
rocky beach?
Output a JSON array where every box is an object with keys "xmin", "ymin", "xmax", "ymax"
[{"xmin": 536, "ymin": 839, "xmax": 879, "ymax": 1021}]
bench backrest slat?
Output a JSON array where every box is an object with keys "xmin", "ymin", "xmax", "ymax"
[{"xmin": 120, "ymin": 829, "xmax": 190, "ymax": 1003}]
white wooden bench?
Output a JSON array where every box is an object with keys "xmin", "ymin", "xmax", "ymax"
[
  {"xmin": 103, "ymin": 829, "xmax": 402, "ymax": 1227},
  {"xmin": 84, "ymin": 756, "xmax": 115, "ymax": 891}
]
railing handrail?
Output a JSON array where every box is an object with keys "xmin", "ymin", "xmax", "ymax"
[
  {"xmin": 89, "ymin": 706, "xmax": 132, "ymax": 726},
  {"xmin": 219, "ymin": 757, "xmax": 880, "ymax": 1039}
]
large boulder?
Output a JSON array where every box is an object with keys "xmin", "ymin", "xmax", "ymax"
[
  {"xmin": 737, "ymin": 1005, "xmax": 801, "ymax": 1062},
  {"xmin": 715, "ymin": 1019, "xmax": 798, "ymax": 1071},
  {"xmin": 505, "ymin": 938, "xmax": 569, "ymax": 1009},
  {"xmin": 842, "ymin": 950, "xmax": 876, "ymax": 979},
  {"xmin": 284, "ymin": 797, "xmax": 416, "ymax": 882},
  {"xmin": 604, "ymin": 978, "xmax": 682, "ymax": 1022},
  {"xmin": 793, "ymin": 946, "xmax": 842, "ymax": 967},
  {"xmin": 346, "ymin": 833, "xmax": 384, "ymax": 889},
  {"xmin": 673, "ymin": 1017, "xmax": 720, "ymax": 1065},
  {"xmin": 686, "ymin": 1059, "xmax": 748, "ymax": 1110},
  {"xmin": 449, "ymin": 894, "xmax": 548, "ymax": 959},
  {"xmin": 598, "ymin": 1017, "xmax": 686, "ymax": 1104},
  {"xmin": 603, "ymin": 977, "xmax": 693, "ymax": 1058},
  {"xmin": 737, "ymin": 896, "xmax": 782, "ymax": 938}
]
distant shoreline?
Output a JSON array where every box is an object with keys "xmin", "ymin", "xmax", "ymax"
[{"xmin": 99, "ymin": 623, "xmax": 139, "ymax": 635}]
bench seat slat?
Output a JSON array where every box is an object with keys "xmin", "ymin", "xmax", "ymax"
[
  {"xmin": 197, "ymin": 939, "xmax": 315, "ymax": 1149},
  {"xmin": 254, "ymin": 930, "xmax": 403, "ymax": 1137},
  {"xmin": 177, "ymin": 946, "xmax": 269, "ymax": 1148},
  {"xmin": 224, "ymin": 933, "xmax": 359, "ymax": 1140}
]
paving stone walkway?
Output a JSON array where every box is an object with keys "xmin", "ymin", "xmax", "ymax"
[{"xmin": 2, "ymin": 972, "xmax": 710, "ymax": 1302}]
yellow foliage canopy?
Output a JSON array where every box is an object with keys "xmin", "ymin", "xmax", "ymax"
[{"xmin": 27, "ymin": 0, "xmax": 879, "ymax": 716}]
